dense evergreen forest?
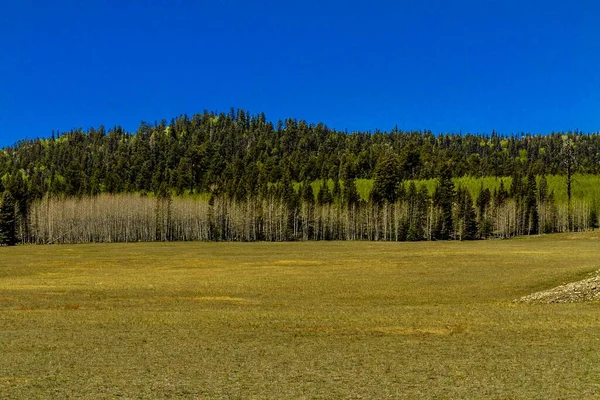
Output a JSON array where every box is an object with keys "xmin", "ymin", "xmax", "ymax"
[{"xmin": 0, "ymin": 108, "xmax": 599, "ymax": 245}]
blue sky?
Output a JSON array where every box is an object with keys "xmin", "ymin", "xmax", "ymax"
[{"xmin": 1, "ymin": 0, "xmax": 599, "ymax": 147}]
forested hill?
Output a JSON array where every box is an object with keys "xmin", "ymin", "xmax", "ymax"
[{"xmin": 0, "ymin": 108, "xmax": 598, "ymax": 199}]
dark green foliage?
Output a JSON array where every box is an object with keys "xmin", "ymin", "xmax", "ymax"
[
  {"xmin": 2, "ymin": 108, "xmax": 600, "ymax": 243},
  {"xmin": 406, "ymin": 183, "xmax": 428, "ymax": 241},
  {"xmin": 493, "ymin": 180, "xmax": 509, "ymax": 208},
  {"xmin": 281, "ymin": 176, "xmax": 299, "ymax": 210},
  {"xmin": 510, "ymin": 172, "xmax": 522, "ymax": 198},
  {"xmin": 371, "ymin": 153, "xmax": 402, "ymax": 204},
  {"xmin": 400, "ymin": 142, "xmax": 421, "ymax": 180},
  {"xmin": 590, "ymin": 208, "xmax": 599, "ymax": 230},
  {"xmin": 343, "ymin": 178, "xmax": 360, "ymax": 207},
  {"xmin": 317, "ymin": 180, "xmax": 333, "ymax": 205},
  {"xmin": 456, "ymin": 186, "xmax": 478, "ymax": 240},
  {"xmin": 301, "ymin": 180, "xmax": 315, "ymax": 205},
  {"xmin": 175, "ymin": 157, "xmax": 193, "ymax": 196},
  {"xmin": 538, "ymin": 176, "xmax": 550, "ymax": 203},
  {"xmin": 432, "ymin": 166, "xmax": 455, "ymax": 240},
  {"xmin": 523, "ymin": 173, "xmax": 539, "ymax": 235},
  {"xmin": 1, "ymin": 110, "xmax": 598, "ymax": 205},
  {"xmin": 0, "ymin": 192, "xmax": 17, "ymax": 246},
  {"xmin": 476, "ymin": 186, "xmax": 492, "ymax": 238}
]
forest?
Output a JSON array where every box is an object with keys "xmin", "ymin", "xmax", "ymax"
[{"xmin": 0, "ymin": 108, "xmax": 599, "ymax": 244}]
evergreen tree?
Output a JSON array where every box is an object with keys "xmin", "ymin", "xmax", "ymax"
[
  {"xmin": 538, "ymin": 175, "xmax": 550, "ymax": 203},
  {"xmin": 493, "ymin": 179, "xmax": 509, "ymax": 208},
  {"xmin": 281, "ymin": 176, "xmax": 299, "ymax": 210},
  {"xmin": 562, "ymin": 134, "xmax": 576, "ymax": 231},
  {"xmin": 476, "ymin": 186, "xmax": 492, "ymax": 238},
  {"xmin": 175, "ymin": 157, "xmax": 193, "ymax": 196},
  {"xmin": 406, "ymin": 182, "xmax": 427, "ymax": 241},
  {"xmin": 457, "ymin": 186, "xmax": 478, "ymax": 240},
  {"xmin": 0, "ymin": 192, "xmax": 16, "ymax": 246},
  {"xmin": 301, "ymin": 180, "xmax": 315, "ymax": 205},
  {"xmin": 524, "ymin": 172, "xmax": 539, "ymax": 235},
  {"xmin": 511, "ymin": 173, "xmax": 525, "ymax": 234},
  {"xmin": 400, "ymin": 143, "xmax": 421, "ymax": 180},
  {"xmin": 590, "ymin": 208, "xmax": 599, "ymax": 230},
  {"xmin": 432, "ymin": 165, "xmax": 455, "ymax": 240},
  {"xmin": 3, "ymin": 108, "xmax": 600, "ymax": 244},
  {"xmin": 371, "ymin": 153, "xmax": 402, "ymax": 204},
  {"xmin": 343, "ymin": 178, "xmax": 360, "ymax": 207},
  {"xmin": 510, "ymin": 173, "xmax": 522, "ymax": 199},
  {"xmin": 317, "ymin": 180, "xmax": 333, "ymax": 205},
  {"xmin": 332, "ymin": 178, "xmax": 341, "ymax": 202}
]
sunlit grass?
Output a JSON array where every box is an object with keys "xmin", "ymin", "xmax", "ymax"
[{"xmin": 1, "ymin": 234, "xmax": 600, "ymax": 398}]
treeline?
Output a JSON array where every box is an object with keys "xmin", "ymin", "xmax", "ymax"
[
  {"xmin": 1, "ymin": 108, "xmax": 600, "ymax": 202},
  {"xmin": 21, "ymin": 171, "xmax": 598, "ymax": 244},
  {"xmin": 1, "ymin": 108, "xmax": 599, "ymax": 244}
]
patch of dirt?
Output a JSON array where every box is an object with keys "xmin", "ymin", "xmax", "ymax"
[{"xmin": 517, "ymin": 272, "xmax": 600, "ymax": 304}]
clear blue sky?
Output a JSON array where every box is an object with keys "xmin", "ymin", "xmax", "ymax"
[{"xmin": 1, "ymin": 0, "xmax": 599, "ymax": 147}]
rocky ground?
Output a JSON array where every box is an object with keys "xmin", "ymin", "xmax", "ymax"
[{"xmin": 517, "ymin": 271, "xmax": 600, "ymax": 303}]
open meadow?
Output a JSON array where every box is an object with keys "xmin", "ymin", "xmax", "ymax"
[{"xmin": 1, "ymin": 234, "xmax": 600, "ymax": 399}]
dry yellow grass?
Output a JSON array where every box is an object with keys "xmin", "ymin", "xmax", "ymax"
[{"xmin": 1, "ymin": 234, "xmax": 600, "ymax": 398}]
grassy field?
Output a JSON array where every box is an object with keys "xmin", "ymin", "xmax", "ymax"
[{"xmin": 2, "ymin": 234, "xmax": 600, "ymax": 399}]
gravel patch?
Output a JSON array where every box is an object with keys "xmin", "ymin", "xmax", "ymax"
[{"xmin": 517, "ymin": 272, "xmax": 600, "ymax": 304}]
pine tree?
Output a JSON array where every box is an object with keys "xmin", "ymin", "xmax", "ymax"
[
  {"xmin": 494, "ymin": 180, "xmax": 508, "ymax": 208},
  {"xmin": 538, "ymin": 175, "xmax": 550, "ymax": 203},
  {"xmin": 281, "ymin": 176, "xmax": 299, "ymax": 210},
  {"xmin": 562, "ymin": 134, "xmax": 576, "ymax": 231},
  {"xmin": 317, "ymin": 180, "xmax": 333, "ymax": 205},
  {"xmin": 432, "ymin": 165, "xmax": 454, "ymax": 240},
  {"xmin": 332, "ymin": 178, "xmax": 341, "ymax": 202},
  {"xmin": 371, "ymin": 153, "xmax": 402, "ymax": 204},
  {"xmin": 342, "ymin": 178, "xmax": 360, "ymax": 207},
  {"xmin": 590, "ymin": 208, "xmax": 599, "ymax": 230},
  {"xmin": 0, "ymin": 192, "xmax": 17, "ymax": 246},
  {"xmin": 457, "ymin": 186, "xmax": 478, "ymax": 240},
  {"xmin": 476, "ymin": 186, "xmax": 492, "ymax": 238},
  {"xmin": 524, "ymin": 172, "xmax": 539, "ymax": 235},
  {"xmin": 301, "ymin": 180, "xmax": 315, "ymax": 205},
  {"xmin": 406, "ymin": 182, "xmax": 426, "ymax": 241}
]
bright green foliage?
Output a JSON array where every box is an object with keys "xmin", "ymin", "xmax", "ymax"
[
  {"xmin": 354, "ymin": 179, "xmax": 373, "ymax": 201},
  {"xmin": 1, "ymin": 110, "xmax": 600, "ymax": 203},
  {"xmin": 1, "ymin": 108, "xmax": 600, "ymax": 243}
]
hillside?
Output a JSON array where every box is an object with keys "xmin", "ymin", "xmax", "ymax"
[
  {"xmin": 1, "ymin": 109, "xmax": 599, "ymax": 198},
  {"xmin": 1, "ymin": 109, "xmax": 599, "ymax": 244}
]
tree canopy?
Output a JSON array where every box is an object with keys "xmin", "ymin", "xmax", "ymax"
[{"xmin": 0, "ymin": 109, "xmax": 597, "ymax": 204}]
